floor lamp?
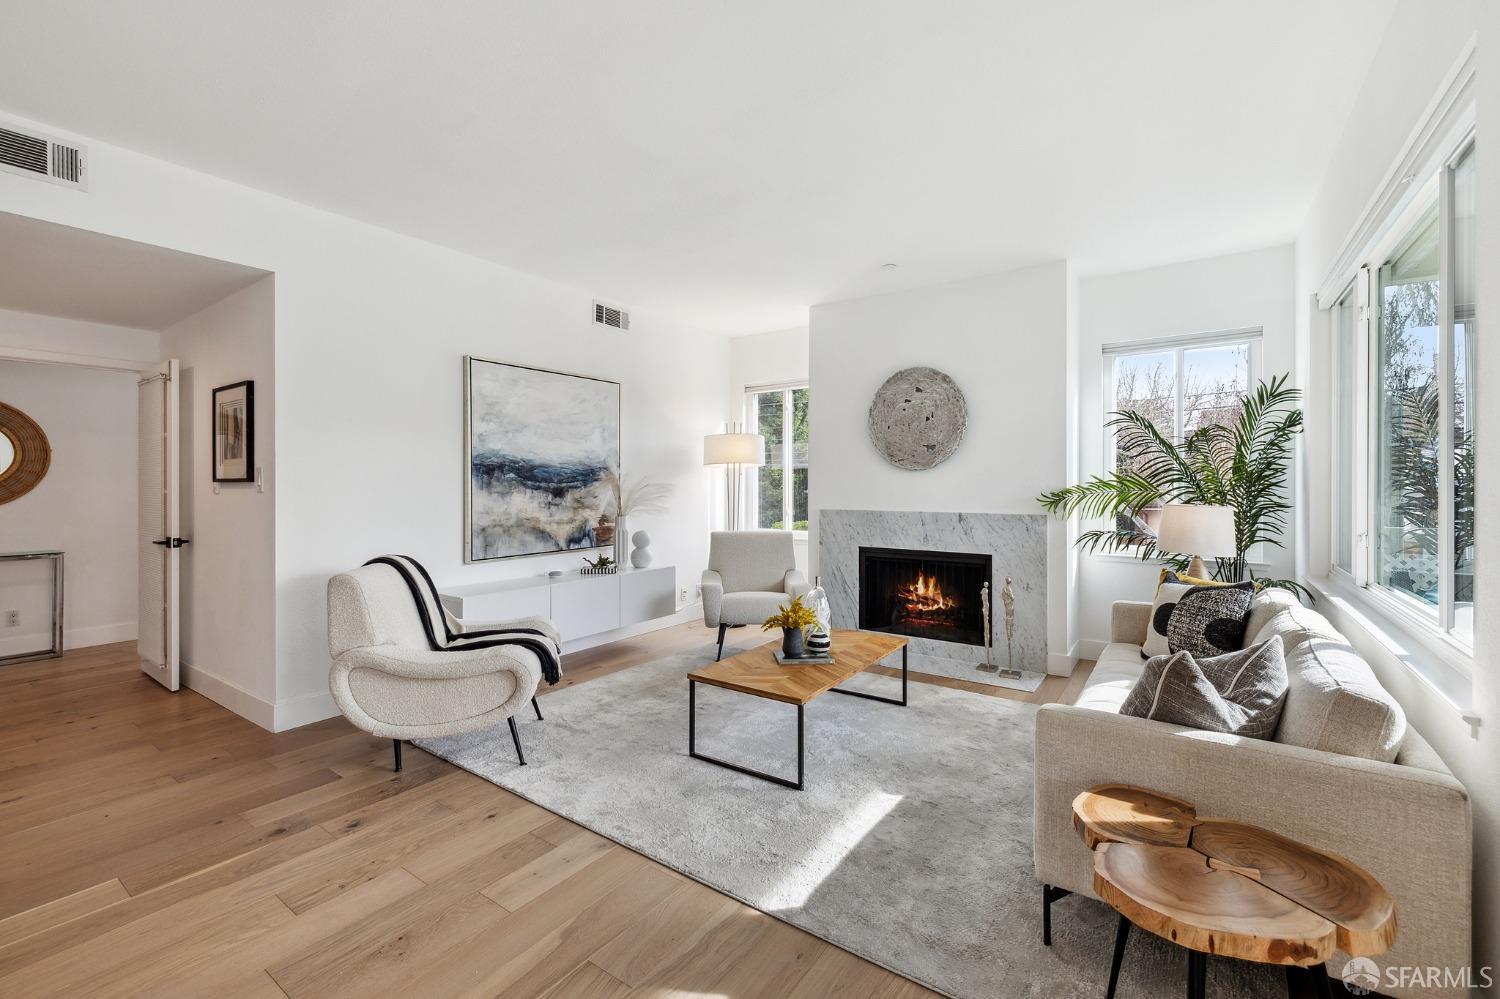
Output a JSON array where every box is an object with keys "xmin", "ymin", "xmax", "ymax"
[{"xmin": 703, "ymin": 426, "xmax": 765, "ymax": 531}]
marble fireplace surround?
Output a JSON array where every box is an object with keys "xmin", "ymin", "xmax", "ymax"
[{"xmin": 818, "ymin": 509, "xmax": 1048, "ymax": 689}]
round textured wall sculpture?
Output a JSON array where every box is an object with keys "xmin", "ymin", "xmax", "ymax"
[
  {"xmin": 867, "ymin": 366, "xmax": 967, "ymax": 470},
  {"xmin": 0, "ymin": 401, "xmax": 51, "ymax": 504}
]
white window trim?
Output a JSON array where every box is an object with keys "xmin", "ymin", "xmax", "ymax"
[
  {"xmin": 1100, "ymin": 328, "xmax": 1265, "ymax": 566},
  {"xmin": 1322, "ymin": 57, "xmax": 1476, "ymax": 687},
  {"xmin": 744, "ymin": 381, "xmax": 808, "ymax": 539}
]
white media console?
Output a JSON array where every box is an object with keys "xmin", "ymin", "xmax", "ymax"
[{"xmin": 438, "ymin": 565, "xmax": 676, "ymax": 644}]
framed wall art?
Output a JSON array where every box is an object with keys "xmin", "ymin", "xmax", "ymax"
[
  {"xmin": 212, "ymin": 380, "xmax": 254, "ymax": 483},
  {"xmin": 464, "ymin": 357, "xmax": 621, "ymax": 562}
]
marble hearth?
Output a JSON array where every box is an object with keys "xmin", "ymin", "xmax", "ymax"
[{"xmin": 818, "ymin": 509, "xmax": 1048, "ymax": 691}]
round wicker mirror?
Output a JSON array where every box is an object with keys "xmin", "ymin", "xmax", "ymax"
[{"xmin": 0, "ymin": 402, "xmax": 50, "ymax": 504}]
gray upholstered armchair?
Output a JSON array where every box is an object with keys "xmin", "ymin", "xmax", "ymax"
[
  {"xmin": 701, "ymin": 530, "xmax": 808, "ymax": 660},
  {"xmin": 327, "ymin": 560, "xmax": 557, "ymax": 771}
]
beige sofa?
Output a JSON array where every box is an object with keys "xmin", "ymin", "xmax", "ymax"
[{"xmin": 1034, "ymin": 589, "xmax": 1472, "ymax": 998}]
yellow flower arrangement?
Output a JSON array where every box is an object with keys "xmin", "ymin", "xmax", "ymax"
[{"xmin": 761, "ymin": 594, "xmax": 818, "ymax": 632}]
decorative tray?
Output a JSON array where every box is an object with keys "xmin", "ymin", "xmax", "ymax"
[{"xmin": 773, "ymin": 650, "xmax": 834, "ymax": 665}]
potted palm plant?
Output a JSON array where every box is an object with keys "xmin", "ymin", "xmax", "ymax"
[{"xmin": 1038, "ymin": 373, "xmax": 1306, "ymax": 597}]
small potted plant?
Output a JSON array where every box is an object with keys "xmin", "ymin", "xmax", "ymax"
[{"xmin": 762, "ymin": 594, "xmax": 817, "ymax": 659}]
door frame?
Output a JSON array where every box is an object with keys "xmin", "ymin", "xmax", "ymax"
[{"xmin": 0, "ymin": 344, "xmax": 179, "ymax": 681}]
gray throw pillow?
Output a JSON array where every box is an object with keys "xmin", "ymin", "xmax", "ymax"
[{"xmin": 1119, "ymin": 638, "xmax": 1288, "ymax": 739}]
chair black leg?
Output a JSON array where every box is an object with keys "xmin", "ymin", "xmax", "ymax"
[
  {"xmin": 392, "ymin": 739, "xmax": 403, "ymax": 773},
  {"xmin": 532, "ymin": 696, "xmax": 543, "ymax": 721},
  {"xmin": 1041, "ymin": 885, "xmax": 1071, "ymax": 945},
  {"xmin": 1106, "ymin": 914, "xmax": 1130, "ymax": 999},
  {"xmin": 716, "ymin": 623, "xmax": 727, "ymax": 661},
  {"xmin": 508, "ymin": 716, "xmax": 527, "ymax": 766}
]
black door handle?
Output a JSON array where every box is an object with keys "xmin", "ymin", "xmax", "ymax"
[{"xmin": 152, "ymin": 538, "xmax": 191, "ymax": 548}]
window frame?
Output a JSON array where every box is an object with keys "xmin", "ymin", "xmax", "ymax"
[
  {"xmin": 1100, "ymin": 328, "xmax": 1264, "ymax": 563},
  {"xmin": 744, "ymin": 381, "xmax": 809, "ymax": 538},
  {"xmin": 1327, "ymin": 130, "xmax": 1475, "ymax": 663}
]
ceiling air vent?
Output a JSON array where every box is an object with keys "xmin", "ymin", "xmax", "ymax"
[
  {"xmin": 0, "ymin": 121, "xmax": 87, "ymax": 190},
  {"xmin": 593, "ymin": 300, "xmax": 630, "ymax": 331}
]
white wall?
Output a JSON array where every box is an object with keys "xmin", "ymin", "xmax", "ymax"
[
  {"xmin": 0, "ymin": 307, "xmax": 160, "ymax": 363},
  {"xmin": 728, "ymin": 325, "xmax": 811, "ymax": 571},
  {"xmin": 0, "ymin": 111, "xmax": 730, "ymax": 731},
  {"xmin": 808, "ymin": 261, "xmax": 1077, "ymax": 670},
  {"xmin": 1076, "ymin": 245, "xmax": 1297, "ymax": 650},
  {"xmin": 1293, "ymin": 0, "xmax": 1497, "ymax": 980},
  {"xmin": 728, "ymin": 326, "xmax": 809, "ymax": 405},
  {"xmin": 163, "ymin": 277, "xmax": 277, "ymax": 718},
  {"xmin": 0, "ymin": 358, "xmax": 138, "ymax": 653}
]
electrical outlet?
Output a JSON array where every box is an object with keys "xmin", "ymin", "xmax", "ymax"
[
  {"xmin": 3, "ymin": 610, "xmax": 18, "ymax": 627},
  {"xmin": 679, "ymin": 586, "xmax": 689, "ymax": 604}
]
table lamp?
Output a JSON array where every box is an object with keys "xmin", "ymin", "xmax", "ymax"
[{"xmin": 1155, "ymin": 503, "xmax": 1236, "ymax": 580}]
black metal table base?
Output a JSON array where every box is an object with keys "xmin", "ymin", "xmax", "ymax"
[
  {"xmin": 688, "ymin": 646, "xmax": 907, "ymax": 789},
  {"xmin": 830, "ymin": 644, "xmax": 908, "ymax": 706}
]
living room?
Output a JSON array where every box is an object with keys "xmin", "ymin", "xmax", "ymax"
[{"xmin": 0, "ymin": 2, "xmax": 1495, "ymax": 997}]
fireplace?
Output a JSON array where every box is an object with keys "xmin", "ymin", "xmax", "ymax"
[{"xmin": 857, "ymin": 546, "xmax": 992, "ymax": 647}]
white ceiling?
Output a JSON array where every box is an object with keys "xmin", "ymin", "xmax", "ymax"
[
  {"xmin": 0, "ymin": 1, "xmax": 1395, "ymax": 335},
  {"xmin": 0, "ymin": 212, "xmax": 268, "ymax": 330}
]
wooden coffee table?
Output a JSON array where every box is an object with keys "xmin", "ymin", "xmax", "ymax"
[
  {"xmin": 1072, "ymin": 785, "xmax": 1396, "ymax": 999},
  {"xmin": 686, "ymin": 629, "xmax": 908, "ymax": 790}
]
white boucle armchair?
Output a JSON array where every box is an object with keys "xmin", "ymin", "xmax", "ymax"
[
  {"xmin": 327, "ymin": 561, "xmax": 556, "ymax": 771},
  {"xmin": 701, "ymin": 530, "xmax": 808, "ymax": 661}
]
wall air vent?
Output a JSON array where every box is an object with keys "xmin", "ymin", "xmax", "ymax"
[
  {"xmin": 0, "ymin": 121, "xmax": 87, "ymax": 190},
  {"xmin": 593, "ymin": 300, "xmax": 630, "ymax": 331}
]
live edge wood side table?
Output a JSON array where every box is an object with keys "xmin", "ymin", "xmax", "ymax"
[{"xmin": 1071, "ymin": 785, "xmax": 1396, "ymax": 999}]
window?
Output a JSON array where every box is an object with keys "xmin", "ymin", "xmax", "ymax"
[
  {"xmin": 746, "ymin": 384, "xmax": 809, "ymax": 532},
  {"xmin": 1104, "ymin": 332, "xmax": 1259, "ymax": 537},
  {"xmin": 1330, "ymin": 136, "xmax": 1475, "ymax": 649}
]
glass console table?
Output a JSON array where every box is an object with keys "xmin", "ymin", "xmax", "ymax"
[{"xmin": 0, "ymin": 551, "xmax": 64, "ymax": 666}]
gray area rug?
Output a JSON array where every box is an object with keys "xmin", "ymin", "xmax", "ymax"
[{"xmin": 418, "ymin": 647, "xmax": 1291, "ymax": 998}]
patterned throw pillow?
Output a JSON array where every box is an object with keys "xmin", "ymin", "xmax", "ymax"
[
  {"xmin": 1142, "ymin": 580, "xmax": 1255, "ymax": 659},
  {"xmin": 1120, "ymin": 638, "xmax": 1288, "ymax": 739}
]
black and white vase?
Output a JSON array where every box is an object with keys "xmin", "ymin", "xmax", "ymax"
[{"xmin": 805, "ymin": 630, "xmax": 832, "ymax": 656}]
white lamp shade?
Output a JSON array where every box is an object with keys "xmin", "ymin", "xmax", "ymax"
[
  {"xmin": 703, "ymin": 432, "xmax": 765, "ymax": 466},
  {"xmin": 1155, "ymin": 504, "xmax": 1236, "ymax": 556}
]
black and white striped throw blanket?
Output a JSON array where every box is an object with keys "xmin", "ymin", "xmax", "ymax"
[{"xmin": 364, "ymin": 555, "xmax": 562, "ymax": 685}]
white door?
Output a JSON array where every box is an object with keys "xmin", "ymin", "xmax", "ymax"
[{"xmin": 138, "ymin": 359, "xmax": 182, "ymax": 690}]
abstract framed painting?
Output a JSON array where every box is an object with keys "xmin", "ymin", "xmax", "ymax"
[
  {"xmin": 211, "ymin": 380, "xmax": 254, "ymax": 483},
  {"xmin": 464, "ymin": 357, "xmax": 621, "ymax": 562}
]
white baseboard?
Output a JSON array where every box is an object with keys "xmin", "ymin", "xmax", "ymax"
[
  {"xmin": 1075, "ymin": 639, "xmax": 1108, "ymax": 661},
  {"xmin": 273, "ymin": 689, "xmax": 339, "ymax": 733},
  {"xmin": 1047, "ymin": 643, "xmax": 1080, "ymax": 677},
  {"xmin": 0, "ymin": 620, "xmax": 136, "ymax": 657},
  {"xmin": 181, "ymin": 658, "xmax": 276, "ymax": 730}
]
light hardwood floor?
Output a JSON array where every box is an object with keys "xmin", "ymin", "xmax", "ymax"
[{"xmin": 0, "ymin": 623, "xmax": 1093, "ymax": 998}]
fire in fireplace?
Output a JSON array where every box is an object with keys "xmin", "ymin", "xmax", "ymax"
[{"xmin": 858, "ymin": 546, "xmax": 992, "ymax": 646}]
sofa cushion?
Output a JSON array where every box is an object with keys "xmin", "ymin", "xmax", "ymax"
[
  {"xmin": 1074, "ymin": 642, "xmax": 1146, "ymax": 713},
  {"xmin": 1120, "ymin": 639, "xmax": 1287, "ymax": 739},
  {"xmin": 1243, "ymin": 587, "xmax": 1300, "ymax": 644},
  {"xmin": 1274, "ymin": 636, "xmax": 1407, "ymax": 762},
  {"xmin": 718, "ymin": 590, "xmax": 793, "ymax": 626},
  {"xmin": 1248, "ymin": 601, "xmax": 1341, "ymax": 651}
]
